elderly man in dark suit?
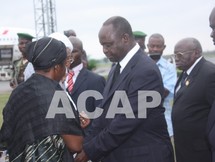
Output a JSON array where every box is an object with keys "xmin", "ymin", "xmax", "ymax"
[
  {"xmin": 207, "ymin": 6, "xmax": 215, "ymax": 162},
  {"xmin": 75, "ymin": 16, "xmax": 174, "ymax": 162},
  {"xmin": 172, "ymin": 37, "xmax": 215, "ymax": 162}
]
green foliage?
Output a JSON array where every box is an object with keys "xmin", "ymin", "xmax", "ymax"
[
  {"xmin": 0, "ymin": 93, "xmax": 10, "ymax": 126},
  {"xmin": 87, "ymin": 59, "xmax": 97, "ymax": 71}
]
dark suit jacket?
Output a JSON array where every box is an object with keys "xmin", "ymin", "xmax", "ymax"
[
  {"xmin": 207, "ymin": 101, "xmax": 215, "ymax": 162},
  {"xmin": 172, "ymin": 58, "xmax": 215, "ymax": 162},
  {"xmin": 83, "ymin": 49, "xmax": 174, "ymax": 162},
  {"xmin": 68, "ymin": 67, "xmax": 105, "ymax": 113}
]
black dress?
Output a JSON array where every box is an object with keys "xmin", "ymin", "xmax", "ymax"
[{"xmin": 0, "ymin": 74, "xmax": 83, "ymax": 162}]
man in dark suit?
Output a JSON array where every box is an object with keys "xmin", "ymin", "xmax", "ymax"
[
  {"xmin": 207, "ymin": 6, "xmax": 215, "ymax": 162},
  {"xmin": 172, "ymin": 37, "xmax": 215, "ymax": 162},
  {"xmin": 66, "ymin": 36, "xmax": 105, "ymax": 128},
  {"xmin": 75, "ymin": 16, "xmax": 174, "ymax": 162}
]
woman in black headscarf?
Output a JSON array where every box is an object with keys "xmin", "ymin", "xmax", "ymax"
[{"xmin": 0, "ymin": 37, "xmax": 85, "ymax": 162}]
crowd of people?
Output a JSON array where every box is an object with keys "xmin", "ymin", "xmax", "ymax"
[{"xmin": 0, "ymin": 6, "xmax": 215, "ymax": 162}]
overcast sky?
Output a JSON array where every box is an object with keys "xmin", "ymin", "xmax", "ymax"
[{"xmin": 1, "ymin": 0, "xmax": 215, "ymax": 59}]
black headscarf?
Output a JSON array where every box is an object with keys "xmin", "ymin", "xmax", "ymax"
[{"xmin": 26, "ymin": 37, "xmax": 67, "ymax": 70}]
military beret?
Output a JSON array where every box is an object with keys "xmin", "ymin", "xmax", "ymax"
[
  {"xmin": 17, "ymin": 33, "xmax": 34, "ymax": 40},
  {"xmin": 133, "ymin": 31, "xmax": 147, "ymax": 38}
]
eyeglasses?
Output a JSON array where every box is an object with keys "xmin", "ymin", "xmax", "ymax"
[{"xmin": 173, "ymin": 50, "xmax": 194, "ymax": 58}]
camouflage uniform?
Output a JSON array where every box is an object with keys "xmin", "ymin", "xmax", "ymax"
[{"xmin": 10, "ymin": 58, "xmax": 28, "ymax": 88}]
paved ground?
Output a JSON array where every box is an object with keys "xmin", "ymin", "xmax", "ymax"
[{"xmin": 0, "ymin": 81, "xmax": 12, "ymax": 94}]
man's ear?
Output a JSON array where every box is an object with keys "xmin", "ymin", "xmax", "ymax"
[{"xmin": 122, "ymin": 33, "xmax": 129, "ymax": 42}]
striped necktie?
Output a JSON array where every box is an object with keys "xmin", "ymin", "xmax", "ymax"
[{"xmin": 67, "ymin": 71, "xmax": 74, "ymax": 92}]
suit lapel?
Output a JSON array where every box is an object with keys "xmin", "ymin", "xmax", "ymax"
[
  {"xmin": 174, "ymin": 73, "xmax": 183, "ymax": 95},
  {"xmin": 174, "ymin": 72, "xmax": 187, "ymax": 101},
  {"xmin": 107, "ymin": 65, "xmax": 131, "ymax": 97},
  {"xmin": 102, "ymin": 66, "xmax": 115, "ymax": 98},
  {"xmin": 102, "ymin": 51, "xmax": 141, "ymax": 105},
  {"xmin": 174, "ymin": 58, "xmax": 205, "ymax": 104},
  {"xmin": 70, "ymin": 68, "xmax": 87, "ymax": 95},
  {"xmin": 174, "ymin": 84, "xmax": 186, "ymax": 102}
]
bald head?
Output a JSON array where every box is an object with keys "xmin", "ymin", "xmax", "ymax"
[
  {"xmin": 175, "ymin": 37, "xmax": 202, "ymax": 55},
  {"xmin": 64, "ymin": 29, "xmax": 77, "ymax": 37},
  {"xmin": 68, "ymin": 36, "xmax": 84, "ymax": 69},
  {"xmin": 174, "ymin": 37, "xmax": 202, "ymax": 71},
  {"xmin": 209, "ymin": 7, "xmax": 215, "ymax": 45},
  {"xmin": 209, "ymin": 7, "xmax": 215, "ymax": 25},
  {"xmin": 68, "ymin": 36, "xmax": 83, "ymax": 51}
]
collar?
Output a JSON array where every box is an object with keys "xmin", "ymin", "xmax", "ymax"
[
  {"xmin": 186, "ymin": 56, "xmax": 203, "ymax": 75},
  {"xmin": 156, "ymin": 57, "xmax": 166, "ymax": 67},
  {"xmin": 22, "ymin": 58, "xmax": 28, "ymax": 65},
  {"xmin": 119, "ymin": 44, "xmax": 139, "ymax": 73},
  {"xmin": 70, "ymin": 63, "xmax": 83, "ymax": 74}
]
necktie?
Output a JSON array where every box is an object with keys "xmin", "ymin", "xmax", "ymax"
[
  {"xmin": 111, "ymin": 62, "xmax": 121, "ymax": 89},
  {"xmin": 67, "ymin": 71, "xmax": 74, "ymax": 92},
  {"xmin": 180, "ymin": 71, "xmax": 188, "ymax": 87}
]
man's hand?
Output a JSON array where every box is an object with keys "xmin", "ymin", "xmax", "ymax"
[
  {"xmin": 79, "ymin": 111, "xmax": 91, "ymax": 129},
  {"xmin": 74, "ymin": 149, "xmax": 89, "ymax": 162}
]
